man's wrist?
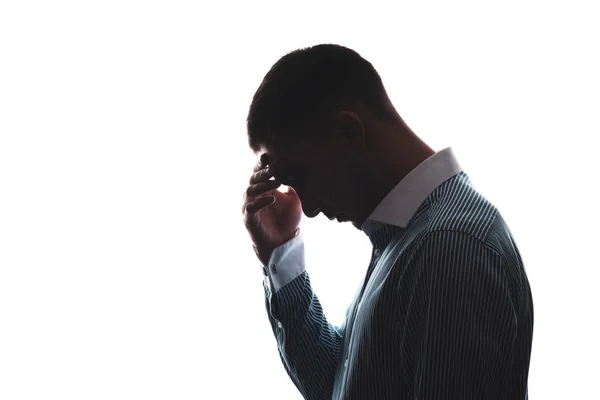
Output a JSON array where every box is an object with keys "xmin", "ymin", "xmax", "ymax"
[
  {"xmin": 254, "ymin": 228, "xmax": 301, "ymax": 267},
  {"xmin": 253, "ymin": 244, "xmax": 272, "ymax": 268}
]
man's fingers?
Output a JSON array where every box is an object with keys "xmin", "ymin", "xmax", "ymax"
[
  {"xmin": 243, "ymin": 154, "xmax": 277, "ymax": 215},
  {"xmin": 246, "ymin": 179, "xmax": 281, "ymax": 198},
  {"xmin": 253, "ymin": 154, "xmax": 270, "ymax": 173},
  {"xmin": 249, "ymin": 167, "xmax": 274, "ymax": 184},
  {"xmin": 242, "ymin": 179, "xmax": 279, "ymax": 215},
  {"xmin": 245, "ymin": 195, "xmax": 275, "ymax": 215}
]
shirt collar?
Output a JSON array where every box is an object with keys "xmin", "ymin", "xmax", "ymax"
[{"xmin": 361, "ymin": 147, "xmax": 463, "ymax": 236}]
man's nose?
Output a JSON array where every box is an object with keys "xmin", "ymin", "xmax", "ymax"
[
  {"xmin": 304, "ymin": 207, "xmax": 321, "ymax": 218},
  {"xmin": 293, "ymin": 186, "xmax": 320, "ymax": 218},
  {"xmin": 300, "ymin": 197, "xmax": 320, "ymax": 218}
]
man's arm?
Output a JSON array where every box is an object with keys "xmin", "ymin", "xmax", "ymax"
[
  {"xmin": 261, "ymin": 232, "xmax": 345, "ymax": 400},
  {"xmin": 404, "ymin": 231, "xmax": 519, "ymax": 399}
]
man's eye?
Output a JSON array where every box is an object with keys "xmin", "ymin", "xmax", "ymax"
[{"xmin": 282, "ymin": 176, "xmax": 297, "ymax": 185}]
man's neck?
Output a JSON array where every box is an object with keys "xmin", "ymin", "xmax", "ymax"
[{"xmin": 355, "ymin": 133, "xmax": 435, "ymax": 229}]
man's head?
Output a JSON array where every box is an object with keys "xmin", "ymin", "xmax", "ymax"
[{"xmin": 246, "ymin": 44, "xmax": 432, "ymax": 229}]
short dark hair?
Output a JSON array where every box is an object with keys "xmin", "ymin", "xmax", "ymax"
[{"xmin": 246, "ymin": 44, "xmax": 397, "ymax": 153}]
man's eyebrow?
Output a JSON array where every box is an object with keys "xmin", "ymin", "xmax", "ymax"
[
  {"xmin": 268, "ymin": 160, "xmax": 284, "ymax": 172},
  {"xmin": 271, "ymin": 165, "xmax": 295, "ymax": 182},
  {"xmin": 274, "ymin": 169, "xmax": 289, "ymax": 180}
]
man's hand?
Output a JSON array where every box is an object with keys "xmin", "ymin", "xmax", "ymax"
[{"xmin": 242, "ymin": 154, "xmax": 303, "ymax": 265}]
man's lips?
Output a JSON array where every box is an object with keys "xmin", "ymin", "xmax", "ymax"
[
  {"xmin": 335, "ymin": 213, "xmax": 350, "ymax": 221},
  {"xmin": 321, "ymin": 210, "xmax": 350, "ymax": 221}
]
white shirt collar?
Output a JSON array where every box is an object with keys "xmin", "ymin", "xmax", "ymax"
[{"xmin": 361, "ymin": 147, "xmax": 463, "ymax": 236}]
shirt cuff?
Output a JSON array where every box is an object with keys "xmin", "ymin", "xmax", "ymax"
[{"xmin": 262, "ymin": 232, "xmax": 306, "ymax": 293}]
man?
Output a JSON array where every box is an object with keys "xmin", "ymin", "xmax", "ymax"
[{"xmin": 241, "ymin": 44, "xmax": 534, "ymax": 399}]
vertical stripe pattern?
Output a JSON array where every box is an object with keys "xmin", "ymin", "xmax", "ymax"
[{"xmin": 263, "ymin": 172, "xmax": 534, "ymax": 399}]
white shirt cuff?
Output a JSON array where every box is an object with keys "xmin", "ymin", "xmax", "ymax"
[{"xmin": 263, "ymin": 232, "xmax": 306, "ymax": 293}]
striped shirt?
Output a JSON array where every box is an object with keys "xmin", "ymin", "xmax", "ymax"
[{"xmin": 260, "ymin": 148, "xmax": 534, "ymax": 399}]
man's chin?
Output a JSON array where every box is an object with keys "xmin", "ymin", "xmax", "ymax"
[{"xmin": 335, "ymin": 213, "xmax": 356, "ymax": 225}]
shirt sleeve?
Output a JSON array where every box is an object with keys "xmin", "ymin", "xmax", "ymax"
[
  {"xmin": 260, "ymin": 231, "xmax": 346, "ymax": 400},
  {"xmin": 404, "ymin": 230, "xmax": 518, "ymax": 399}
]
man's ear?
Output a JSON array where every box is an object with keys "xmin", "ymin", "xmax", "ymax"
[{"xmin": 335, "ymin": 111, "xmax": 366, "ymax": 148}]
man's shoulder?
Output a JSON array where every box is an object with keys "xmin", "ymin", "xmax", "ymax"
[
  {"xmin": 422, "ymin": 172, "xmax": 499, "ymax": 243},
  {"xmin": 383, "ymin": 172, "xmax": 522, "ymax": 267},
  {"xmin": 385, "ymin": 172, "xmax": 503, "ymax": 261}
]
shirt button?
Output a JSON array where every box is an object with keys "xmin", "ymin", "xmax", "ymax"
[
  {"xmin": 374, "ymin": 248, "xmax": 380, "ymax": 257},
  {"xmin": 277, "ymin": 321, "xmax": 283, "ymax": 329},
  {"xmin": 344, "ymin": 358, "xmax": 348, "ymax": 368}
]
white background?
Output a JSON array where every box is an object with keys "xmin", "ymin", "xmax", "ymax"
[{"xmin": 1, "ymin": 1, "xmax": 599, "ymax": 399}]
